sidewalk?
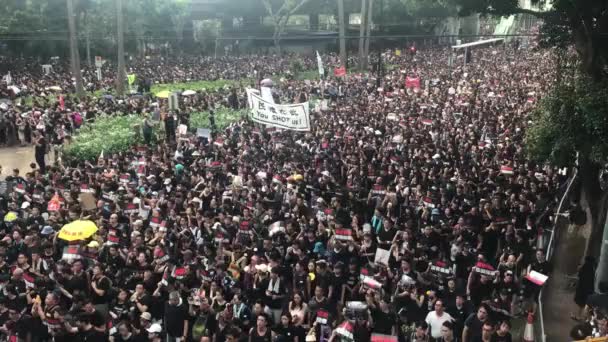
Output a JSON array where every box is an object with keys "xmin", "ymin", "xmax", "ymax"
[{"xmin": 538, "ymin": 195, "xmax": 592, "ymax": 341}]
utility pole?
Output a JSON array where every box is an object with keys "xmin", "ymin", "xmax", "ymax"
[
  {"xmin": 364, "ymin": 0, "xmax": 374, "ymax": 69},
  {"xmin": 116, "ymin": 0, "xmax": 127, "ymax": 97},
  {"xmin": 375, "ymin": 0, "xmax": 384, "ymax": 88},
  {"xmin": 116, "ymin": 0, "xmax": 126, "ymax": 96},
  {"xmin": 67, "ymin": 0, "xmax": 84, "ymax": 97},
  {"xmin": 337, "ymin": 0, "xmax": 347, "ymax": 70},
  {"xmin": 358, "ymin": 0, "xmax": 367, "ymax": 71}
]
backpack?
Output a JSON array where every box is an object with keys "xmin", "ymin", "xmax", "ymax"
[{"xmin": 191, "ymin": 313, "xmax": 209, "ymax": 341}]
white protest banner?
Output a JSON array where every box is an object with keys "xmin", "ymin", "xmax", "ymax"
[{"xmin": 247, "ymin": 89, "xmax": 311, "ymax": 131}]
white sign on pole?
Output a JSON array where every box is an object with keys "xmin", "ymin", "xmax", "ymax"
[
  {"xmin": 95, "ymin": 56, "xmax": 103, "ymax": 68},
  {"xmin": 168, "ymin": 92, "xmax": 179, "ymax": 110},
  {"xmin": 42, "ymin": 65, "xmax": 53, "ymax": 75},
  {"xmin": 316, "ymin": 51, "xmax": 324, "ymax": 76},
  {"xmin": 247, "ymin": 89, "xmax": 310, "ymax": 131},
  {"xmin": 96, "ymin": 68, "xmax": 102, "ymax": 81}
]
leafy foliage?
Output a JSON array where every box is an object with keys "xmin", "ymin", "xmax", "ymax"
[
  {"xmin": 526, "ymin": 73, "xmax": 608, "ymax": 166},
  {"xmin": 64, "ymin": 115, "xmax": 151, "ymax": 161}
]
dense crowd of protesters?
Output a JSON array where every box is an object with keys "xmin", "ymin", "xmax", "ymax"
[{"xmin": 0, "ymin": 41, "xmax": 565, "ymax": 342}]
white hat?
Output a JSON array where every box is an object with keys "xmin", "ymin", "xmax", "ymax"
[
  {"xmin": 146, "ymin": 323, "xmax": 162, "ymax": 334},
  {"xmin": 164, "ymin": 179, "xmax": 171, "ymax": 185},
  {"xmin": 321, "ymin": 171, "xmax": 330, "ymax": 177},
  {"xmin": 21, "ymin": 202, "xmax": 31, "ymax": 209}
]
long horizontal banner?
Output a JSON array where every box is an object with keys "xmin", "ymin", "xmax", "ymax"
[{"xmin": 247, "ymin": 89, "xmax": 311, "ymax": 131}]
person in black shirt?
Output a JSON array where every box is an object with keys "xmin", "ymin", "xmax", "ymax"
[
  {"xmin": 462, "ymin": 304, "xmax": 489, "ymax": 342},
  {"xmin": 76, "ymin": 312, "xmax": 107, "ymax": 342},
  {"xmin": 1, "ymin": 305, "xmax": 32, "ymax": 342},
  {"xmin": 90, "ymin": 264, "xmax": 112, "ymax": 317},
  {"xmin": 272, "ymin": 313, "xmax": 297, "ymax": 342},
  {"xmin": 164, "ymin": 291, "xmax": 189, "ymax": 341},
  {"xmin": 367, "ymin": 292, "xmax": 397, "ymax": 336},
  {"xmin": 33, "ymin": 131, "xmax": 46, "ymax": 174}
]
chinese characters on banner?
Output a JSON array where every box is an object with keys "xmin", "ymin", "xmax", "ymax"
[{"xmin": 246, "ymin": 89, "xmax": 311, "ymax": 131}]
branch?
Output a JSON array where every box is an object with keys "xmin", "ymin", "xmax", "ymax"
[
  {"xmin": 504, "ymin": 7, "xmax": 549, "ymax": 19},
  {"xmin": 287, "ymin": 0, "xmax": 310, "ymax": 16},
  {"xmin": 261, "ymin": 0, "xmax": 275, "ymax": 17}
]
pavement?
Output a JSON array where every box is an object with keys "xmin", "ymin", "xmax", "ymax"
[
  {"xmin": 538, "ymin": 194, "xmax": 592, "ymax": 341},
  {"xmin": 0, "ymin": 145, "xmax": 37, "ymax": 178}
]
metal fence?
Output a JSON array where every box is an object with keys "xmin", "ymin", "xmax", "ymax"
[{"xmin": 537, "ymin": 169, "xmax": 579, "ymax": 342}]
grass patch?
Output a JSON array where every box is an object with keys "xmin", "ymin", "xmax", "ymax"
[
  {"xmin": 190, "ymin": 108, "xmax": 246, "ymax": 131},
  {"xmin": 151, "ymin": 79, "xmax": 254, "ymax": 96}
]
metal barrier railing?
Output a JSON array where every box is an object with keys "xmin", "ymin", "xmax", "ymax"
[{"xmin": 538, "ymin": 169, "xmax": 579, "ymax": 342}]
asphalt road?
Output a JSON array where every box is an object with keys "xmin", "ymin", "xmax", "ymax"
[{"xmin": 0, "ymin": 145, "xmax": 37, "ymax": 178}]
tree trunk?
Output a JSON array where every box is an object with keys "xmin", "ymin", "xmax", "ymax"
[
  {"xmin": 337, "ymin": 0, "xmax": 346, "ymax": 69},
  {"xmin": 67, "ymin": 0, "xmax": 84, "ymax": 97},
  {"xmin": 116, "ymin": 0, "xmax": 126, "ymax": 96},
  {"xmin": 86, "ymin": 28, "xmax": 91, "ymax": 67},
  {"xmin": 358, "ymin": 0, "xmax": 367, "ymax": 71},
  {"xmin": 309, "ymin": 13, "xmax": 319, "ymax": 31},
  {"xmin": 363, "ymin": 0, "xmax": 374, "ymax": 69}
]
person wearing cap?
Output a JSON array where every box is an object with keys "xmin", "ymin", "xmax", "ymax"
[{"xmin": 146, "ymin": 323, "xmax": 163, "ymax": 342}]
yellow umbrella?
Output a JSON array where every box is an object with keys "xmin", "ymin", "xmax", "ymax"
[
  {"xmin": 156, "ymin": 90, "xmax": 171, "ymax": 98},
  {"xmin": 58, "ymin": 220, "xmax": 98, "ymax": 241},
  {"xmin": 4, "ymin": 212, "xmax": 17, "ymax": 222}
]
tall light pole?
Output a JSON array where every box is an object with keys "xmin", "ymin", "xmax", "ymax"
[
  {"xmin": 337, "ymin": 0, "xmax": 347, "ymax": 69},
  {"xmin": 116, "ymin": 0, "xmax": 126, "ymax": 96},
  {"xmin": 67, "ymin": 0, "xmax": 84, "ymax": 97}
]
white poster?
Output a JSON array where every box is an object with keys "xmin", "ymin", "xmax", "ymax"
[
  {"xmin": 260, "ymin": 86, "xmax": 275, "ymax": 104},
  {"xmin": 247, "ymin": 89, "xmax": 311, "ymax": 131},
  {"xmin": 316, "ymin": 51, "xmax": 324, "ymax": 76}
]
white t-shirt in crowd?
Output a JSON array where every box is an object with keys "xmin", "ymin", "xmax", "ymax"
[{"xmin": 425, "ymin": 310, "xmax": 454, "ymax": 339}]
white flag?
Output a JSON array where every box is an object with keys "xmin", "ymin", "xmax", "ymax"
[
  {"xmin": 316, "ymin": 51, "xmax": 324, "ymax": 76},
  {"xmin": 3, "ymin": 72, "xmax": 11, "ymax": 85}
]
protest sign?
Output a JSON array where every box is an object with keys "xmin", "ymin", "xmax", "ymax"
[
  {"xmin": 79, "ymin": 193, "xmax": 97, "ymax": 211},
  {"xmin": 374, "ymin": 248, "xmax": 390, "ymax": 266},
  {"xmin": 472, "ymin": 261, "xmax": 499, "ymax": 278},
  {"xmin": 246, "ymin": 89, "xmax": 311, "ymax": 131},
  {"xmin": 405, "ymin": 76, "xmax": 421, "ymax": 88},
  {"xmin": 197, "ymin": 128, "xmax": 211, "ymax": 138},
  {"xmin": 334, "ymin": 66, "xmax": 346, "ymax": 77}
]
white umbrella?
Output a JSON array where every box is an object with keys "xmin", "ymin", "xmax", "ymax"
[
  {"xmin": 46, "ymin": 86, "xmax": 62, "ymax": 91},
  {"xmin": 182, "ymin": 90, "xmax": 196, "ymax": 96}
]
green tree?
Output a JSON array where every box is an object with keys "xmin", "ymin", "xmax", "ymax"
[{"xmin": 261, "ymin": 0, "xmax": 311, "ymax": 53}]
